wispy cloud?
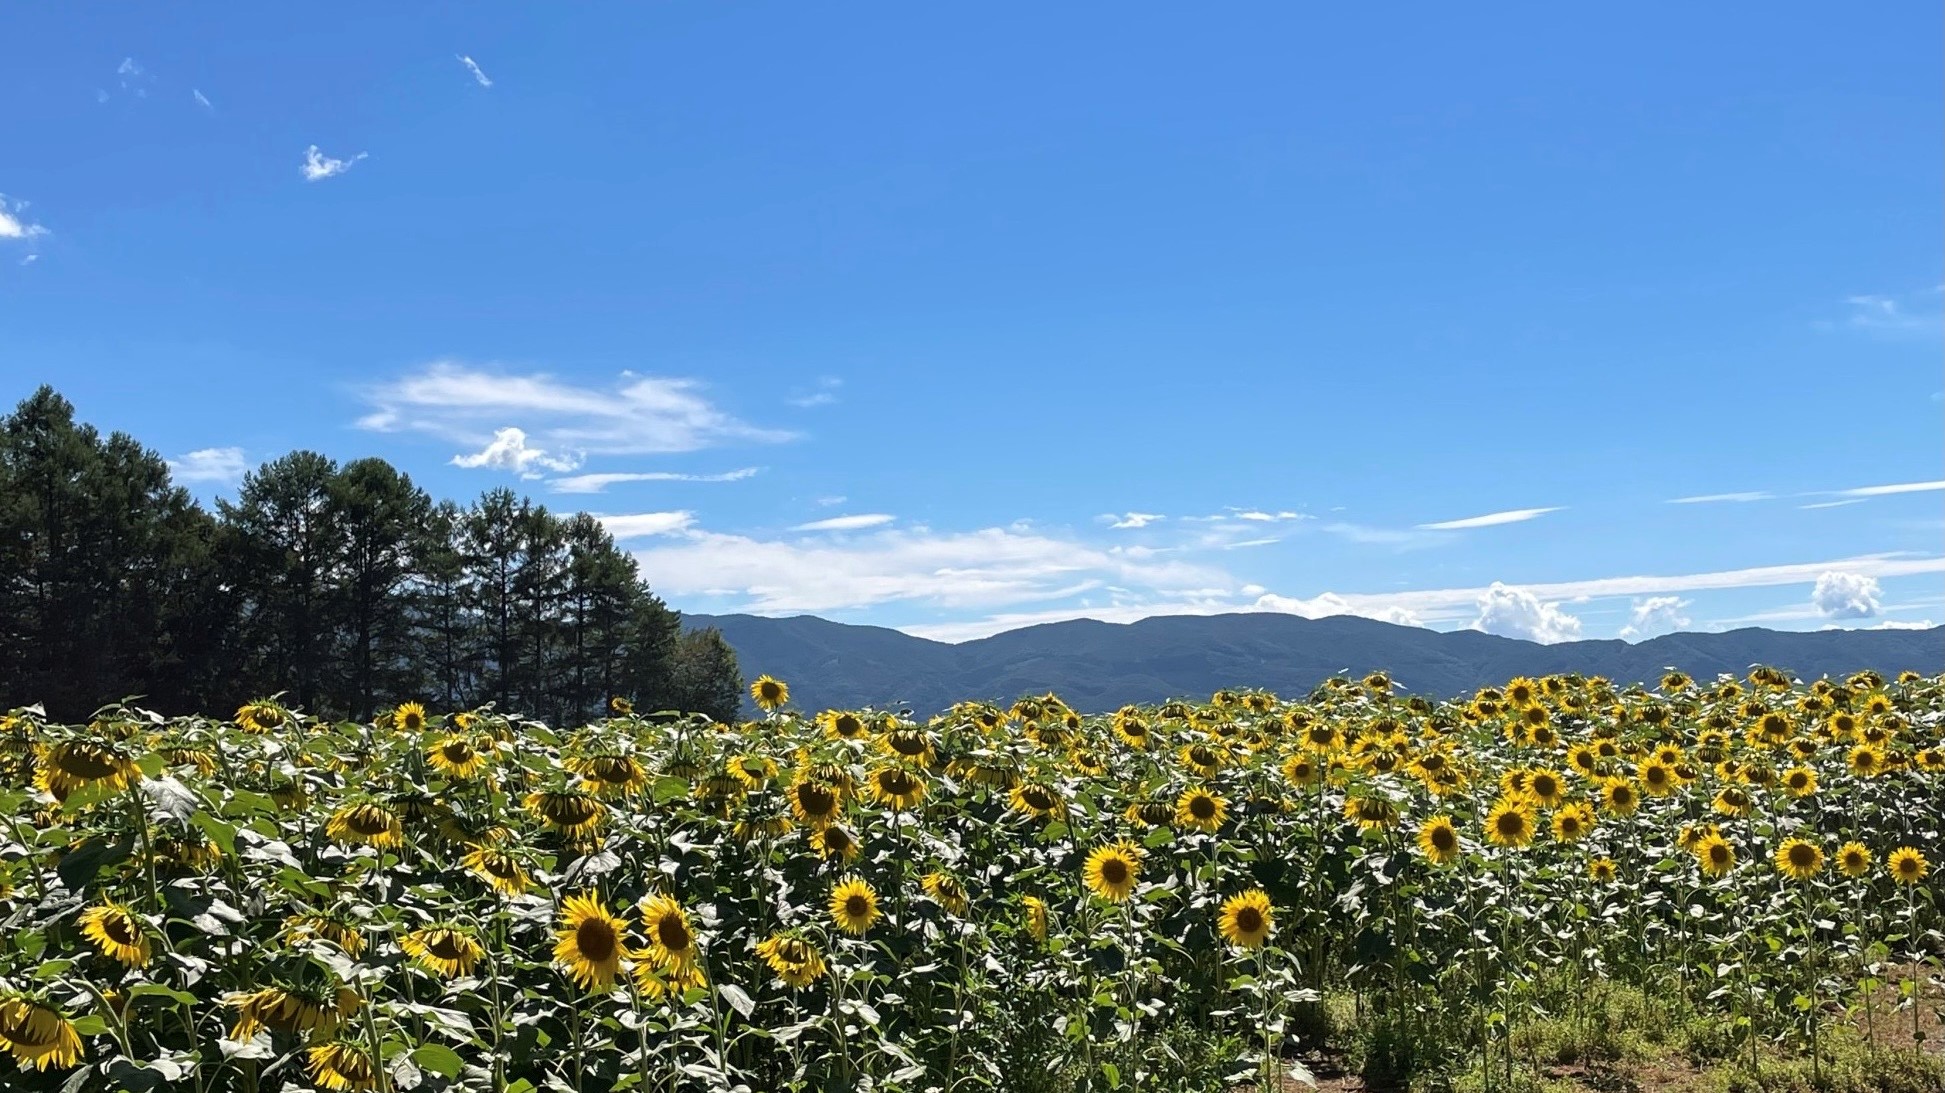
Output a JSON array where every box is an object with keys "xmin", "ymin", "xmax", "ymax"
[
  {"xmin": 1832, "ymin": 479, "xmax": 1944, "ymax": 499},
  {"xmin": 1668, "ymin": 491, "xmax": 1772, "ymax": 505},
  {"xmin": 457, "ymin": 55, "xmax": 493, "ymax": 88},
  {"xmin": 791, "ymin": 514, "xmax": 896, "ymax": 532},
  {"xmin": 1416, "ymin": 506, "xmax": 1561, "ymax": 531},
  {"xmin": 598, "ymin": 512, "xmax": 696, "ymax": 540},
  {"xmin": 549, "ymin": 468, "xmax": 761, "ymax": 494},
  {"xmin": 167, "ymin": 447, "xmax": 249, "ymax": 486},
  {"xmin": 1103, "ymin": 512, "xmax": 1164, "ymax": 529},
  {"xmin": 0, "ymin": 195, "xmax": 49, "ymax": 244},
  {"xmin": 450, "ymin": 426, "xmax": 581, "ymax": 477},
  {"xmin": 115, "ymin": 57, "xmax": 150, "ymax": 98},
  {"xmin": 359, "ymin": 361, "xmax": 794, "ymax": 461},
  {"xmin": 1841, "ymin": 289, "xmax": 1944, "ymax": 337},
  {"xmin": 192, "ymin": 89, "xmax": 212, "ymax": 111},
  {"xmin": 302, "ymin": 145, "xmax": 367, "ymax": 182},
  {"xmin": 1799, "ymin": 499, "xmax": 1867, "ymax": 510},
  {"xmin": 787, "ymin": 376, "xmax": 842, "ymax": 408}
]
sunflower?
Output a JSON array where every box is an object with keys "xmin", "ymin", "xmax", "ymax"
[
  {"xmin": 1485, "ymin": 799, "xmax": 1536, "ymax": 849},
  {"xmin": 1180, "ymin": 742, "xmax": 1228, "ymax": 777},
  {"xmin": 1780, "ymin": 766, "xmax": 1817, "ymax": 798},
  {"xmin": 1022, "ymin": 895, "xmax": 1049, "ymax": 943},
  {"xmin": 1711, "ymin": 786, "xmax": 1753, "ymax": 818},
  {"xmin": 78, "ymin": 902, "xmax": 150, "ymax": 968},
  {"xmin": 525, "ymin": 790, "xmax": 606, "ymax": 835},
  {"xmin": 462, "ymin": 847, "xmax": 530, "ymax": 896},
  {"xmin": 1175, "ymin": 787, "xmax": 1229, "ymax": 833},
  {"xmin": 399, "ymin": 926, "xmax": 484, "ymax": 978},
  {"xmin": 751, "ymin": 675, "xmax": 790, "ymax": 711},
  {"xmin": 1695, "ymin": 833, "xmax": 1737, "ymax": 878},
  {"xmin": 569, "ymin": 754, "xmax": 649, "ymax": 797},
  {"xmin": 307, "ymin": 1042, "xmax": 380, "ymax": 1091},
  {"xmin": 1523, "ymin": 768, "xmax": 1566, "ymax": 808},
  {"xmin": 427, "ymin": 736, "xmax": 488, "ymax": 780},
  {"xmin": 1551, "ymin": 802, "xmax": 1594, "ymax": 843},
  {"xmin": 1343, "ymin": 795, "xmax": 1400, "ymax": 833},
  {"xmin": 35, "ymin": 740, "xmax": 142, "ymax": 796},
  {"xmin": 1774, "ymin": 838, "xmax": 1823, "ymax": 881},
  {"xmin": 639, "ymin": 895, "xmax": 699, "ymax": 972},
  {"xmin": 1887, "ymin": 846, "xmax": 1929, "ymax": 885},
  {"xmin": 821, "ymin": 710, "xmax": 870, "ymax": 741},
  {"xmin": 1677, "ymin": 822, "xmax": 1717, "ymax": 853},
  {"xmin": 1506, "ymin": 677, "xmax": 1540, "ymax": 707},
  {"xmin": 1113, "ymin": 713, "xmax": 1153, "ymax": 750},
  {"xmin": 923, "ymin": 871, "xmax": 971, "ymax": 916},
  {"xmin": 1566, "ymin": 744, "xmax": 1600, "ymax": 777},
  {"xmin": 392, "ymin": 702, "xmax": 428, "ymax": 733},
  {"xmin": 1848, "ymin": 745, "xmax": 1885, "ymax": 778},
  {"xmin": 1009, "ymin": 782, "xmax": 1063, "ymax": 821},
  {"xmin": 225, "ymin": 985, "xmax": 358, "ymax": 1040},
  {"xmin": 827, "ymin": 876, "xmax": 882, "ymax": 935},
  {"xmin": 1126, "ymin": 797, "xmax": 1176, "ymax": 828},
  {"xmin": 1083, "ymin": 843, "xmax": 1142, "ymax": 903},
  {"xmin": 633, "ymin": 956, "xmax": 706, "ymax": 1000},
  {"xmin": 555, "ymin": 892, "xmax": 630, "ymax": 992},
  {"xmin": 1637, "ymin": 760, "xmax": 1676, "ymax": 797},
  {"xmin": 788, "ymin": 779, "xmax": 845, "ymax": 828},
  {"xmin": 755, "ymin": 933, "xmax": 826, "ymax": 989},
  {"xmin": 235, "ymin": 701, "xmax": 287, "ymax": 734},
  {"xmin": 1588, "ymin": 857, "xmax": 1617, "ymax": 883},
  {"xmin": 1218, "ymin": 889, "xmax": 1274, "ymax": 948},
  {"xmin": 1836, "ymin": 842, "xmax": 1872, "ymax": 878},
  {"xmin": 1598, "ymin": 778, "xmax": 1639, "ymax": 816},
  {"xmin": 609, "ymin": 696, "xmax": 634, "ymax": 716},
  {"xmin": 810, "ymin": 825, "xmax": 863, "ymax": 862},
  {"xmin": 1417, "ymin": 815, "xmax": 1461, "ymax": 865},
  {"xmin": 867, "ymin": 766, "xmax": 927, "ymax": 810},
  {"xmin": 325, "ymin": 801, "xmax": 404, "ymax": 849},
  {"xmin": 0, "ymin": 997, "xmax": 84, "ymax": 1071},
  {"xmin": 281, "ymin": 912, "xmax": 367, "ymax": 958},
  {"xmin": 1281, "ymin": 754, "xmax": 1322, "ymax": 788}
]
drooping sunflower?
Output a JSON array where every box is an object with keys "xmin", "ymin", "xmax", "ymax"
[
  {"xmin": 78, "ymin": 902, "xmax": 150, "ymax": 968},
  {"xmin": 1008, "ymin": 782, "xmax": 1063, "ymax": 820},
  {"xmin": 399, "ymin": 926, "xmax": 484, "ymax": 979},
  {"xmin": 1695, "ymin": 833, "xmax": 1737, "ymax": 878},
  {"xmin": 1343, "ymin": 795, "xmax": 1400, "ymax": 833},
  {"xmin": 0, "ymin": 997, "xmax": 84, "ymax": 1071},
  {"xmin": 1836, "ymin": 841, "xmax": 1872, "ymax": 878},
  {"xmin": 1551, "ymin": 802, "xmax": 1594, "ymax": 843},
  {"xmin": 234, "ymin": 701, "xmax": 288, "ymax": 735},
  {"xmin": 225, "ymin": 985, "xmax": 359, "ymax": 1040},
  {"xmin": 1780, "ymin": 766, "xmax": 1817, "ymax": 798},
  {"xmin": 307, "ymin": 1042, "xmax": 380, "ymax": 1091},
  {"xmin": 638, "ymin": 895, "xmax": 698, "ymax": 973},
  {"xmin": 786, "ymin": 778, "xmax": 844, "ymax": 828},
  {"xmin": 1083, "ymin": 843, "xmax": 1142, "ymax": 903},
  {"xmin": 1180, "ymin": 742, "xmax": 1228, "ymax": 777},
  {"xmin": 525, "ymin": 789, "xmax": 607, "ymax": 835},
  {"xmin": 867, "ymin": 766, "xmax": 927, "ymax": 811},
  {"xmin": 922, "ymin": 871, "xmax": 971, "ymax": 916},
  {"xmin": 1711, "ymin": 786, "xmax": 1754, "ymax": 818},
  {"xmin": 828, "ymin": 876, "xmax": 881, "ymax": 935},
  {"xmin": 1588, "ymin": 857, "xmax": 1618, "ymax": 884},
  {"xmin": 1175, "ymin": 787, "xmax": 1229, "ymax": 833},
  {"xmin": 462, "ymin": 847, "xmax": 530, "ymax": 896},
  {"xmin": 811, "ymin": 825, "xmax": 863, "ymax": 862},
  {"xmin": 1774, "ymin": 838, "xmax": 1823, "ymax": 881},
  {"xmin": 325, "ymin": 801, "xmax": 404, "ymax": 849},
  {"xmin": 1416, "ymin": 815, "xmax": 1461, "ymax": 865},
  {"xmin": 35, "ymin": 740, "xmax": 143, "ymax": 797},
  {"xmin": 281, "ymin": 912, "xmax": 367, "ymax": 958},
  {"xmin": 755, "ymin": 933, "xmax": 826, "ymax": 988},
  {"xmin": 568, "ymin": 754, "xmax": 649, "ymax": 797},
  {"xmin": 751, "ymin": 675, "xmax": 790, "ymax": 711},
  {"xmin": 392, "ymin": 702, "xmax": 428, "ymax": 733},
  {"xmin": 554, "ymin": 892, "xmax": 630, "ymax": 992},
  {"xmin": 1218, "ymin": 889, "xmax": 1274, "ymax": 949},
  {"xmin": 1485, "ymin": 798, "xmax": 1536, "ymax": 849},
  {"xmin": 1887, "ymin": 846, "xmax": 1929, "ymax": 885},
  {"xmin": 1022, "ymin": 895, "xmax": 1049, "ymax": 944},
  {"xmin": 632, "ymin": 956, "xmax": 706, "ymax": 1000},
  {"xmin": 427, "ymin": 736, "xmax": 488, "ymax": 780}
]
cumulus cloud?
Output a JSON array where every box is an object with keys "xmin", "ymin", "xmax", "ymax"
[
  {"xmin": 1618, "ymin": 596, "xmax": 1691, "ymax": 641},
  {"xmin": 1250, "ymin": 591, "xmax": 1423, "ymax": 627},
  {"xmin": 457, "ymin": 55, "xmax": 493, "ymax": 87},
  {"xmin": 1810, "ymin": 571, "xmax": 1881, "ymax": 619},
  {"xmin": 549, "ymin": 468, "xmax": 760, "ymax": 494},
  {"xmin": 1416, "ymin": 507, "xmax": 1561, "ymax": 531},
  {"xmin": 1469, "ymin": 582, "xmax": 1583, "ymax": 644},
  {"xmin": 450, "ymin": 427, "xmax": 581, "ymax": 476},
  {"xmin": 360, "ymin": 361, "xmax": 792, "ymax": 459},
  {"xmin": 302, "ymin": 145, "xmax": 367, "ymax": 181},
  {"xmin": 598, "ymin": 512, "xmax": 696, "ymax": 540},
  {"xmin": 1104, "ymin": 512, "xmax": 1164, "ymax": 529},
  {"xmin": 0, "ymin": 196, "xmax": 48, "ymax": 243},
  {"xmin": 168, "ymin": 447, "xmax": 249, "ymax": 486},
  {"xmin": 791, "ymin": 514, "xmax": 896, "ymax": 532},
  {"xmin": 1863, "ymin": 619, "xmax": 1936, "ymax": 631}
]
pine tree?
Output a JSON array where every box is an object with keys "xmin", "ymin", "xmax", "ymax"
[{"xmin": 668, "ymin": 627, "xmax": 744, "ymax": 724}]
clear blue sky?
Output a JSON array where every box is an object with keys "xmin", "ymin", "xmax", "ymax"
[{"xmin": 3, "ymin": 4, "xmax": 1940, "ymax": 642}]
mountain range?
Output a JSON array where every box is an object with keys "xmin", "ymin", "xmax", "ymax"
[{"xmin": 681, "ymin": 612, "xmax": 1945, "ymax": 714}]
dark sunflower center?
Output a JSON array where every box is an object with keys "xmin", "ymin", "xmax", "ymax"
[
  {"xmin": 102, "ymin": 912, "xmax": 138, "ymax": 945},
  {"xmin": 576, "ymin": 919, "xmax": 618, "ymax": 962},
  {"xmin": 442, "ymin": 743, "xmax": 473, "ymax": 762},
  {"xmin": 348, "ymin": 807, "xmax": 393, "ymax": 835},
  {"xmin": 1100, "ymin": 859, "xmax": 1130, "ymax": 885},
  {"xmin": 1710, "ymin": 846, "xmax": 1730, "ymax": 865},
  {"xmin": 879, "ymin": 770, "xmax": 917, "ymax": 794},
  {"xmin": 656, "ymin": 916, "xmax": 692, "ymax": 952},
  {"xmin": 1533, "ymin": 776, "xmax": 1558, "ymax": 796},
  {"xmin": 835, "ymin": 715, "xmax": 863, "ymax": 736},
  {"xmin": 1431, "ymin": 827, "xmax": 1457, "ymax": 851},
  {"xmin": 797, "ymin": 784, "xmax": 837, "ymax": 814},
  {"xmin": 1789, "ymin": 845, "xmax": 1816, "ymax": 868},
  {"xmin": 1235, "ymin": 908, "xmax": 1264, "ymax": 934},
  {"xmin": 1022, "ymin": 787, "xmax": 1056, "ymax": 811},
  {"xmin": 1496, "ymin": 813, "xmax": 1524, "ymax": 836},
  {"xmin": 1189, "ymin": 796, "xmax": 1217, "ymax": 820},
  {"xmin": 56, "ymin": 747, "xmax": 121, "ymax": 780},
  {"xmin": 758, "ymin": 683, "xmax": 783, "ymax": 701},
  {"xmin": 844, "ymin": 895, "xmax": 870, "ymax": 918},
  {"xmin": 428, "ymin": 933, "xmax": 469, "ymax": 961}
]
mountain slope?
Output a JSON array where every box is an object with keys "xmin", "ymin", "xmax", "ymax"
[{"xmin": 681, "ymin": 612, "xmax": 1944, "ymax": 714}]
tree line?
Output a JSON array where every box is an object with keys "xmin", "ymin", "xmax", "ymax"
[{"xmin": 0, "ymin": 387, "xmax": 743, "ymax": 724}]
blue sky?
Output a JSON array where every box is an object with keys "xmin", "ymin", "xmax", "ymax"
[{"xmin": 3, "ymin": 4, "xmax": 1940, "ymax": 643}]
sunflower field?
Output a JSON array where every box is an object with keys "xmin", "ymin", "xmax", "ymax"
[{"xmin": 1, "ymin": 666, "xmax": 1941, "ymax": 1093}]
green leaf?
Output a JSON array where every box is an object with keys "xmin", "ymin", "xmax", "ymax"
[
  {"xmin": 189, "ymin": 812, "xmax": 237, "ymax": 858},
  {"xmin": 413, "ymin": 1044, "xmax": 464, "ymax": 1079},
  {"xmin": 1100, "ymin": 1062, "xmax": 1122, "ymax": 1088},
  {"xmin": 68, "ymin": 1015, "xmax": 108, "ymax": 1036},
  {"xmin": 56, "ymin": 836, "xmax": 131, "ymax": 892},
  {"xmin": 129, "ymin": 984, "xmax": 199, "ymax": 1007},
  {"xmin": 717, "ymin": 982, "xmax": 755, "ymax": 1019}
]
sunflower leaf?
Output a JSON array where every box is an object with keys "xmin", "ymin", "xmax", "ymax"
[{"xmin": 717, "ymin": 982, "xmax": 755, "ymax": 1018}]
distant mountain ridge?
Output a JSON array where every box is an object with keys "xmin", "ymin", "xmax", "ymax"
[{"xmin": 680, "ymin": 612, "xmax": 1945, "ymax": 714}]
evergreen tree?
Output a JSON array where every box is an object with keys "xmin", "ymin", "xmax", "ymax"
[
  {"xmin": 218, "ymin": 452, "xmax": 342, "ymax": 713},
  {"xmin": 667, "ymin": 627, "xmax": 744, "ymax": 724},
  {"xmin": 327, "ymin": 458, "xmax": 435, "ymax": 719}
]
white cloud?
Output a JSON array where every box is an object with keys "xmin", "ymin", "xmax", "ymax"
[
  {"xmin": 1800, "ymin": 499, "xmax": 1868, "ymax": 510},
  {"xmin": 1618, "ymin": 595, "xmax": 1691, "ymax": 641},
  {"xmin": 302, "ymin": 145, "xmax": 367, "ymax": 181},
  {"xmin": 791, "ymin": 514, "xmax": 896, "ymax": 532},
  {"xmin": 168, "ymin": 447, "xmax": 249, "ymax": 486},
  {"xmin": 1833, "ymin": 479, "xmax": 1944, "ymax": 499},
  {"xmin": 1863, "ymin": 619, "xmax": 1935, "ymax": 631},
  {"xmin": 1843, "ymin": 291, "xmax": 1943, "ymax": 336},
  {"xmin": 360, "ymin": 361, "xmax": 792, "ymax": 459},
  {"xmin": 1469, "ymin": 582, "xmax": 1583, "ymax": 644},
  {"xmin": 815, "ymin": 495, "xmax": 847, "ymax": 507},
  {"xmin": 450, "ymin": 426, "xmax": 581, "ymax": 476},
  {"xmin": 1105, "ymin": 512, "xmax": 1164, "ymax": 529},
  {"xmin": 457, "ymin": 55, "xmax": 493, "ymax": 88},
  {"xmin": 1668, "ymin": 491, "xmax": 1772, "ymax": 504},
  {"xmin": 193, "ymin": 89, "xmax": 212, "ymax": 110},
  {"xmin": 1232, "ymin": 509, "xmax": 1307, "ymax": 523},
  {"xmin": 788, "ymin": 376, "xmax": 842, "ymax": 408},
  {"xmin": 549, "ymin": 467, "xmax": 760, "ymax": 494},
  {"xmin": 1250, "ymin": 591, "xmax": 1423, "ymax": 627},
  {"xmin": 599, "ymin": 512, "xmax": 696, "ymax": 540},
  {"xmin": 1810, "ymin": 571, "xmax": 1881, "ymax": 619},
  {"xmin": 116, "ymin": 57, "xmax": 150, "ymax": 97},
  {"xmin": 0, "ymin": 196, "xmax": 48, "ymax": 242},
  {"xmin": 1416, "ymin": 506, "xmax": 1561, "ymax": 531}
]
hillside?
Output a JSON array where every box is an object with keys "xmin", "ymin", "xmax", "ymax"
[{"xmin": 681, "ymin": 612, "xmax": 1945, "ymax": 713}]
